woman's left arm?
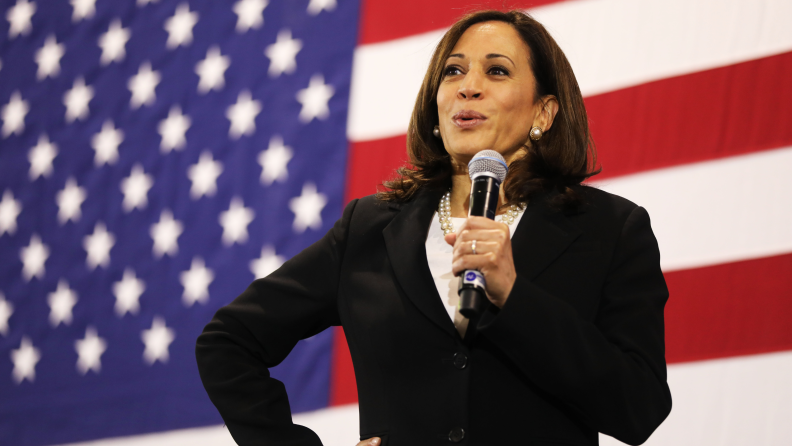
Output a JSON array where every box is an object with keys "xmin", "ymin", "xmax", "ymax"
[{"xmin": 449, "ymin": 207, "xmax": 671, "ymax": 445}]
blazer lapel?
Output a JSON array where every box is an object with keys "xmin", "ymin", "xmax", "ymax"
[
  {"xmin": 511, "ymin": 193, "xmax": 582, "ymax": 280},
  {"xmin": 383, "ymin": 187, "xmax": 459, "ymax": 338}
]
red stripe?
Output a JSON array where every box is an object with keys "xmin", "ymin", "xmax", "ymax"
[
  {"xmin": 665, "ymin": 253, "xmax": 792, "ymax": 363},
  {"xmin": 344, "ymin": 51, "xmax": 792, "ymax": 200},
  {"xmin": 358, "ymin": 0, "xmax": 564, "ymax": 45},
  {"xmin": 329, "ymin": 326, "xmax": 358, "ymax": 406},
  {"xmin": 344, "ymin": 135, "xmax": 409, "ymax": 203},
  {"xmin": 589, "ymin": 50, "xmax": 792, "ymax": 179}
]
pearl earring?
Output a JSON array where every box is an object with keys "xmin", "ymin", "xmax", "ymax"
[
  {"xmin": 529, "ymin": 126, "xmax": 543, "ymax": 141},
  {"xmin": 433, "ymin": 125, "xmax": 441, "ymax": 138}
]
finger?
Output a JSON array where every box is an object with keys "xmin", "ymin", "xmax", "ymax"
[
  {"xmin": 452, "ymin": 253, "xmax": 497, "ymax": 276},
  {"xmin": 456, "ymin": 228, "xmax": 509, "ymax": 244},
  {"xmin": 453, "ymin": 240, "xmax": 498, "ymax": 258},
  {"xmin": 444, "ymin": 231, "xmax": 457, "ymax": 246},
  {"xmin": 463, "ymin": 215, "xmax": 509, "ymax": 230}
]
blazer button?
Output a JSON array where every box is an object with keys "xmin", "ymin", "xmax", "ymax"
[
  {"xmin": 448, "ymin": 427, "xmax": 465, "ymax": 443},
  {"xmin": 453, "ymin": 352, "xmax": 467, "ymax": 369}
]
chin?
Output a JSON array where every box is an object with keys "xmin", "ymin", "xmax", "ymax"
[{"xmin": 446, "ymin": 139, "xmax": 496, "ymax": 158}]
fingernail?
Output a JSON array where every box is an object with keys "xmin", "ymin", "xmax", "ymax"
[{"xmin": 371, "ymin": 438, "xmax": 381, "ymax": 445}]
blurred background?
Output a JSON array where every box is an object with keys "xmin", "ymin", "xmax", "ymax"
[{"xmin": 0, "ymin": 0, "xmax": 790, "ymax": 445}]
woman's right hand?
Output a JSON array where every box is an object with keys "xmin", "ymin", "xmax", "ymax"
[{"xmin": 355, "ymin": 437, "xmax": 380, "ymax": 446}]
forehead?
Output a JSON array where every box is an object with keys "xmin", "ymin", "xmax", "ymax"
[{"xmin": 450, "ymin": 21, "xmax": 530, "ymax": 61}]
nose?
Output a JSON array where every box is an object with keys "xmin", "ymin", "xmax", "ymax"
[{"xmin": 457, "ymin": 70, "xmax": 483, "ymax": 100}]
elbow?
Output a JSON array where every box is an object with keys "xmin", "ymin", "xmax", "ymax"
[{"xmin": 615, "ymin": 385, "xmax": 672, "ymax": 445}]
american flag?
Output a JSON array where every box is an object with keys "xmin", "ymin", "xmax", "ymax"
[{"xmin": 1, "ymin": 0, "xmax": 791, "ymax": 445}]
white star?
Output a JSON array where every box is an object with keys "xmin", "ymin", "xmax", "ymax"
[
  {"xmin": 141, "ymin": 316, "xmax": 175, "ymax": 365},
  {"xmin": 150, "ymin": 209, "xmax": 183, "ymax": 258},
  {"xmin": 2, "ymin": 91, "xmax": 29, "ymax": 137},
  {"xmin": 10, "ymin": 336, "xmax": 40, "ymax": 384},
  {"xmin": 75, "ymin": 326, "xmax": 106, "ymax": 375},
  {"xmin": 28, "ymin": 134, "xmax": 57, "ymax": 180},
  {"xmin": 0, "ymin": 292, "xmax": 13, "ymax": 336},
  {"xmin": 258, "ymin": 135, "xmax": 292, "ymax": 185},
  {"xmin": 195, "ymin": 46, "xmax": 230, "ymax": 94},
  {"xmin": 306, "ymin": 0, "xmax": 336, "ymax": 16},
  {"xmin": 98, "ymin": 19, "xmax": 130, "ymax": 66},
  {"xmin": 289, "ymin": 182, "xmax": 327, "ymax": 233},
  {"xmin": 164, "ymin": 3, "xmax": 198, "ymax": 49},
  {"xmin": 296, "ymin": 74, "xmax": 334, "ymax": 123},
  {"xmin": 0, "ymin": 190, "xmax": 22, "ymax": 237},
  {"xmin": 113, "ymin": 268, "xmax": 144, "ymax": 317},
  {"xmin": 91, "ymin": 120, "xmax": 123, "ymax": 166},
  {"xmin": 20, "ymin": 234, "xmax": 48, "ymax": 281},
  {"xmin": 187, "ymin": 151, "xmax": 222, "ymax": 199},
  {"xmin": 250, "ymin": 245, "xmax": 284, "ymax": 278},
  {"xmin": 64, "ymin": 77, "xmax": 93, "ymax": 123},
  {"xmin": 70, "ymin": 0, "xmax": 96, "ymax": 22},
  {"xmin": 264, "ymin": 29, "xmax": 302, "ymax": 78},
  {"xmin": 137, "ymin": 0, "xmax": 158, "ymax": 6},
  {"xmin": 56, "ymin": 177, "xmax": 86, "ymax": 224},
  {"xmin": 47, "ymin": 278, "xmax": 77, "ymax": 327},
  {"xmin": 83, "ymin": 222, "xmax": 114, "ymax": 270},
  {"xmin": 6, "ymin": 0, "xmax": 36, "ymax": 39},
  {"xmin": 180, "ymin": 256, "xmax": 214, "ymax": 307},
  {"xmin": 120, "ymin": 163, "xmax": 153, "ymax": 212},
  {"xmin": 158, "ymin": 105, "xmax": 190, "ymax": 153},
  {"xmin": 35, "ymin": 34, "xmax": 64, "ymax": 80},
  {"xmin": 128, "ymin": 62, "xmax": 160, "ymax": 109},
  {"xmin": 233, "ymin": 0, "xmax": 267, "ymax": 33},
  {"xmin": 226, "ymin": 90, "xmax": 261, "ymax": 139},
  {"xmin": 219, "ymin": 197, "xmax": 255, "ymax": 246}
]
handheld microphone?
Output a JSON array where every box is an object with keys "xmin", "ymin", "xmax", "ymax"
[{"xmin": 458, "ymin": 150, "xmax": 508, "ymax": 318}]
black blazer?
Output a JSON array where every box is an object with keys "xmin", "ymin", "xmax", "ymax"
[{"xmin": 196, "ymin": 185, "xmax": 672, "ymax": 446}]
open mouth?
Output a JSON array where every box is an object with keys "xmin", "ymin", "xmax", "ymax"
[{"xmin": 452, "ymin": 110, "xmax": 486, "ymax": 128}]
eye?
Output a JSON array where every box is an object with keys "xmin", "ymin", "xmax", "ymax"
[
  {"xmin": 443, "ymin": 65, "xmax": 463, "ymax": 77},
  {"xmin": 488, "ymin": 65, "xmax": 509, "ymax": 76}
]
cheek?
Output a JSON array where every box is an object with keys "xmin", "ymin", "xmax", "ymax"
[
  {"xmin": 437, "ymin": 86, "xmax": 454, "ymax": 117},
  {"xmin": 496, "ymin": 93, "xmax": 532, "ymax": 130}
]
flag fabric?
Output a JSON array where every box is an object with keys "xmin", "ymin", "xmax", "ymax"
[
  {"xmin": 1, "ymin": 0, "xmax": 791, "ymax": 445},
  {"xmin": 0, "ymin": 0, "xmax": 357, "ymax": 444}
]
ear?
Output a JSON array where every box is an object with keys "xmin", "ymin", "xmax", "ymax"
[{"xmin": 533, "ymin": 95, "xmax": 559, "ymax": 132}]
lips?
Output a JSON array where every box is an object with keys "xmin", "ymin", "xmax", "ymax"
[{"xmin": 452, "ymin": 110, "xmax": 487, "ymax": 129}]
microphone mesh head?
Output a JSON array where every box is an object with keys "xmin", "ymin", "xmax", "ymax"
[{"xmin": 468, "ymin": 150, "xmax": 508, "ymax": 182}]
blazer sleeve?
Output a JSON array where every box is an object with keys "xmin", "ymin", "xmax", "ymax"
[
  {"xmin": 195, "ymin": 198, "xmax": 358, "ymax": 446},
  {"xmin": 478, "ymin": 206, "xmax": 672, "ymax": 445}
]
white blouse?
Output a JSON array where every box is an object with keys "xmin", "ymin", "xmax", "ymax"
[{"xmin": 425, "ymin": 211, "xmax": 525, "ymax": 337}]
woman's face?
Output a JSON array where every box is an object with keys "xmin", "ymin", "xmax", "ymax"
[{"xmin": 436, "ymin": 21, "xmax": 543, "ymax": 166}]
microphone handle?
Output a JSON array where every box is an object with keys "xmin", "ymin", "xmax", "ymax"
[{"xmin": 459, "ymin": 175, "xmax": 500, "ymax": 318}]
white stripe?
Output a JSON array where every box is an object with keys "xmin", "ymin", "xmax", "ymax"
[
  {"xmin": 592, "ymin": 145, "xmax": 792, "ymax": 272},
  {"xmin": 67, "ymin": 351, "xmax": 792, "ymax": 445},
  {"xmin": 347, "ymin": 29, "xmax": 444, "ymax": 141},
  {"xmin": 347, "ymin": 0, "xmax": 792, "ymax": 142},
  {"xmin": 52, "ymin": 405, "xmax": 360, "ymax": 446},
  {"xmin": 601, "ymin": 350, "xmax": 792, "ymax": 446}
]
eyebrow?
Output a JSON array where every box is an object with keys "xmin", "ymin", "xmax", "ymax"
[
  {"xmin": 486, "ymin": 53, "xmax": 515, "ymax": 66},
  {"xmin": 446, "ymin": 53, "xmax": 515, "ymax": 66}
]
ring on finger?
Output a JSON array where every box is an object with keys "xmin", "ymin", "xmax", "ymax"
[{"xmin": 471, "ymin": 239, "xmax": 477, "ymax": 255}]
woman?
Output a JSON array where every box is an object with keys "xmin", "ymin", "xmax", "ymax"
[{"xmin": 196, "ymin": 10, "xmax": 671, "ymax": 446}]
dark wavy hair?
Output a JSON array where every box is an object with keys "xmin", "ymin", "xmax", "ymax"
[{"xmin": 377, "ymin": 9, "xmax": 599, "ymax": 210}]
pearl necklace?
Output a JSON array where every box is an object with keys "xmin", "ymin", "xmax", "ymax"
[{"xmin": 437, "ymin": 190, "xmax": 526, "ymax": 236}]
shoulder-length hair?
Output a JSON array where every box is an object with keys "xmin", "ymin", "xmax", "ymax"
[{"xmin": 378, "ymin": 9, "xmax": 599, "ymax": 209}]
